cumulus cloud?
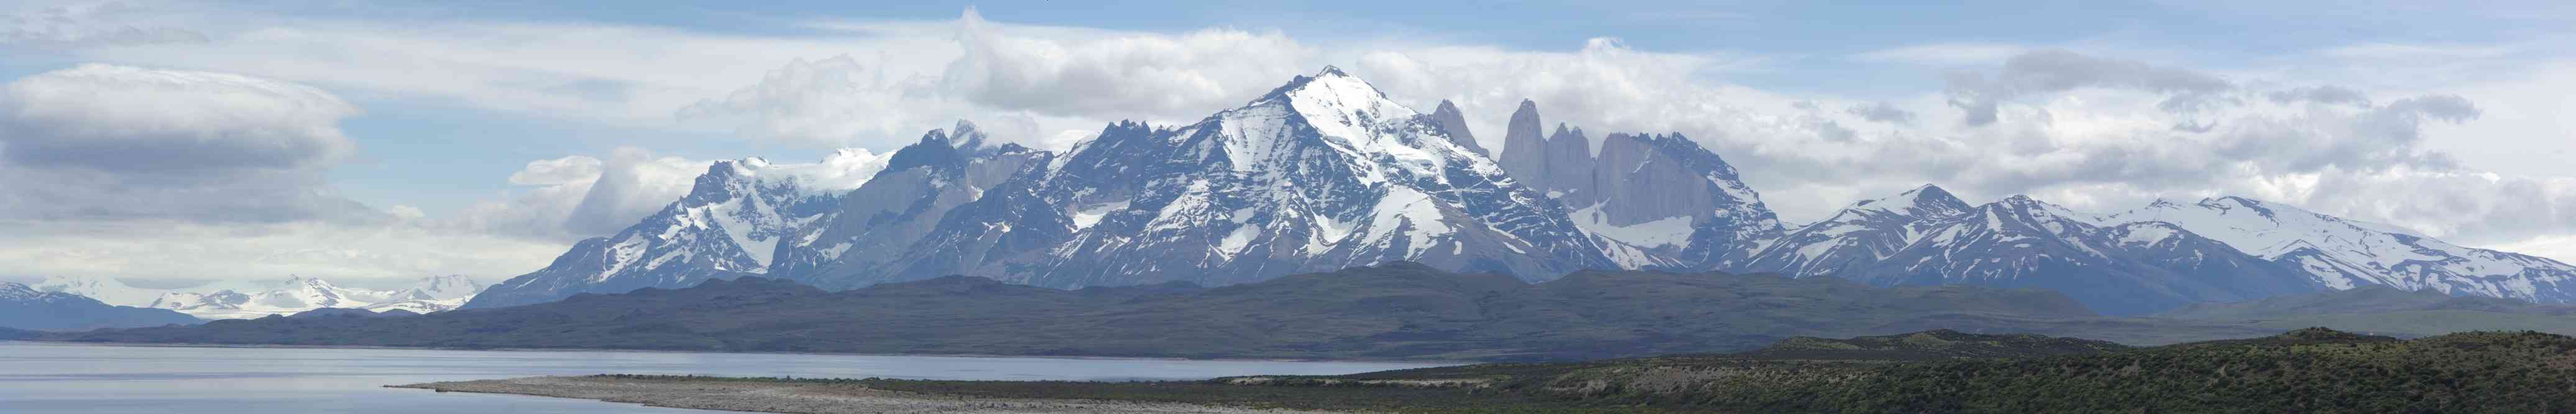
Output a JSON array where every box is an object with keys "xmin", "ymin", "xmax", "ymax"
[
  {"xmin": 936, "ymin": 7, "xmax": 1312, "ymax": 121},
  {"xmin": 450, "ymin": 149, "xmax": 711, "ymax": 241},
  {"xmin": 1, "ymin": 2, "xmax": 208, "ymax": 48},
  {"xmin": 2266, "ymin": 85, "xmax": 2371, "ymax": 106},
  {"xmin": 1943, "ymin": 49, "xmax": 2233, "ymax": 125},
  {"xmin": 679, "ymin": 8, "xmax": 1311, "ymax": 149},
  {"xmin": 12, "ymin": 5, "xmax": 2571, "ymax": 269},
  {"xmin": 0, "ymin": 62, "xmax": 576, "ymax": 282},
  {"xmin": 1846, "ymin": 102, "xmax": 1916, "ymax": 124},
  {"xmin": 0, "ymin": 63, "xmax": 377, "ymax": 223},
  {"xmin": 0, "ymin": 63, "xmax": 356, "ymax": 173},
  {"xmin": 507, "ymin": 154, "xmax": 604, "ymax": 186}
]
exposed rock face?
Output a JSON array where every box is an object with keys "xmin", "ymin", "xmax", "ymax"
[
  {"xmin": 1739, "ymin": 190, "xmax": 2321, "ymax": 315},
  {"xmin": 772, "ymin": 129, "xmax": 1048, "ymax": 290},
  {"xmin": 1496, "ymin": 99, "xmax": 1547, "ymax": 189},
  {"xmin": 1733, "ymin": 185, "xmax": 1973, "ymax": 278},
  {"xmin": 464, "ymin": 147, "xmax": 895, "ymax": 309},
  {"xmin": 872, "ymin": 67, "xmax": 1616, "ymax": 287},
  {"xmin": 1539, "ymin": 124, "xmax": 1595, "ymax": 198},
  {"xmin": 1428, "ymin": 100, "xmax": 1489, "ymax": 157}
]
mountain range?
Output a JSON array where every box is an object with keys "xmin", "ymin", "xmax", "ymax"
[
  {"xmin": 51, "ymin": 263, "xmax": 2176, "ymax": 360},
  {"xmin": 2, "ymin": 282, "xmax": 201, "ymax": 331},
  {"xmin": 34, "ymin": 275, "xmax": 485, "ymax": 320},
  {"xmin": 459, "ymin": 67, "xmax": 2576, "ymax": 316}
]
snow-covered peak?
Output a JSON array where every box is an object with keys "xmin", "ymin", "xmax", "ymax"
[
  {"xmin": 2109, "ymin": 195, "xmax": 2576, "ymax": 300},
  {"xmin": 1991, "ymin": 195, "xmax": 2104, "ymax": 224},
  {"xmin": 1277, "ymin": 68, "xmax": 1412, "ymax": 122},
  {"xmin": 1849, "ymin": 184, "xmax": 1972, "ymax": 219},
  {"xmin": 1, "ymin": 282, "xmax": 68, "ymax": 303},
  {"xmin": 2110, "ymin": 195, "xmax": 2389, "ymax": 258},
  {"xmin": 2, "ymin": 282, "xmax": 110, "ymax": 306},
  {"xmin": 1212, "ymin": 67, "xmax": 1473, "ymax": 180},
  {"xmin": 32, "ymin": 275, "xmax": 162, "ymax": 306},
  {"xmin": 412, "ymin": 275, "xmax": 485, "ymax": 301}
]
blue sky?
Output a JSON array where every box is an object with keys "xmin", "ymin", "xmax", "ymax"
[{"xmin": 1, "ymin": 0, "xmax": 2571, "ymax": 285}]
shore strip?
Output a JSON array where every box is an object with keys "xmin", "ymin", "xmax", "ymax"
[{"xmin": 390, "ymin": 375, "xmax": 1345, "ymax": 414}]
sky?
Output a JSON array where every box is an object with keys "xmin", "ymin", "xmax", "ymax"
[{"xmin": 2, "ymin": 0, "xmax": 2571, "ymax": 288}]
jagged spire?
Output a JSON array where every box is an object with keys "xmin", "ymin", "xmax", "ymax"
[{"xmin": 1428, "ymin": 99, "xmax": 1489, "ymax": 157}]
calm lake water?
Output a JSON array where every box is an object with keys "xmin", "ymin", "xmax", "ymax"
[{"xmin": 0, "ymin": 341, "xmax": 1456, "ymax": 413}]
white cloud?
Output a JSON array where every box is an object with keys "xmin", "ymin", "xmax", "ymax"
[
  {"xmin": 450, "ymin": 149, "xmax": 711, "ymax": 241},
  {"xmin": 2322, "ymin": 43, "xmax": 2516, "ymax": 60},
  {"xmin": 680, "ymin": 8, "xmax": 1315, "ymax": 149},
  {"xmin": 0, "ymin": 63, "xmax": 356, "ymax": 173},
  {"xmin": 507, "ymin": 154, "xmax": 604, "ymax": 186},
  {"xmin": 1, "ymin": 2, "xmax": 208, "ymax": 48},
  {"xmin": 0, "ymin": 63, "xmax": 377, "ymax": 223},
  {"xmin": 0, "ymin": 218, "xmax": 566, "ymax": 283},
  {"xmin": 9, "ymin": 3, "xmax": 2574, "ymax": 273},
  {"xmin": 1851, "ymin": 42, "xmax": 2031, "ymax": 66}
]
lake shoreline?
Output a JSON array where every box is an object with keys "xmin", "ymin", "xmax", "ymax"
[
  {"xmin": 6, "ymin": 339, "xmax": 1476, "ymax": 366},
  {"xmin": 390, "ymin": 375, "xmax": 1343, "ymax": 414}
]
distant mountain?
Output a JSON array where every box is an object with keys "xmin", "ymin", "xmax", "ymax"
[
  {"xmin": 1732, "ymin": 184, "xmax": 1973, "ymax": 278},
  {"xmin": 442, "ymin": 67, "xmax": 2576, "ymax": 316},
  {"xmin": 34, "ymin": 275, "xmax": 484, "ymax": 319},
  {"xmin": 32, "ymin": 275, "xmax": 164, "ymax": 306},
  {"xmin": 1573, "ymin": 132, "xmax": 1785, "ymax": 269},
  {"xmin": 1855, "ymin": 195, "xmax": 2320, "ymax": 315},
  {"xmin": 2109, "ymin": 196, "xmax": 2576, "ymax": 303},
  {"xmin": 1729, "ymin": 187, "xmax": 2317, "ymax": 315},
  {"xmin": 852, "ymin": 67, "xmax": 1615, "ymax": 288},
  {"xmin": 53, "ymin": 262, "xmax": 2135, "ymax": 361},
  {"xmin": 287, "ymin": 308, "xmax": 420, "ymax": 319},
  {"xmin": 1, "ymin": 282, "xmax": 201, "ymax": 331},
  {"xmin": 772, "ymin": 126, "xmax": 1049, "ymax": 290},
  {"xmin": 465, "ymin": 147, "xmax": 896, "ymax": 308}
]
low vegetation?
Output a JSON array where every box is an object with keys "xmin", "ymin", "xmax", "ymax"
[{"xmin": 587, "ymin": 328, "xmax": 2576, "ymax": 413}]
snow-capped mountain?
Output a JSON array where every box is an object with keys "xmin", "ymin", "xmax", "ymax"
[
  {"xmin": 2, "ymin": 282, "xmax": 201, "ymax": 331},
  {"xmin": 148, "ymin": 277, "xmax": 393, "ymax": 319},
  {"xmin": 1729, "ymin": 188, "xmax": 2319, "ymax": 315},
  {"xmin": 1852, "ymin": 195, "xmax": 2319, "ymax": 315},
  {"xmin": 464, "ymin": 148, "xmax": 895, "ymax": 308},
  {"xmin": 770, "ymin": 124, "xmax": 1049, "ymax": 290},
  {"xmin": 1489, "ymin": 102, "xmax": 1785, "ymax": 269},
  {"xmin": 2109, "ymin": 196, "xmax": 2576, "ymax": 303},
  {"xmin": 1730, "ymin": 184, "xmax": 1974, "ymax": 278},
  {"xmin": 32, "ymin": 275, "xmax": 165, "ymax": 306},
  {"xmin": 868, "ymin": 67, "xmax": 1614, "ymax": 288},
  {"xmin": 453, "ymin": 67, "xmax": 2576, "ymax": 315},
  {"xmin": 1580, "ymin": 132, "xmax": 1785, "ymax": 269},
  {"xmin": 1729, "ymin": 186, "xmax": 2576, "ymax": 314},
  {"xmin": 33, "ymin": 275, "xmax": 486, "ymax": 319}
]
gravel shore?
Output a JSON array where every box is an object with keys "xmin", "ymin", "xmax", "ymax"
[{"xmin": 389, "ymin": 375, "xmax": 1346, "ymax": 413}]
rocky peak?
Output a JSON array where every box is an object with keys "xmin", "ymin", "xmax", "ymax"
[
  {"xmin": 950, "ymin": 120, "xmax": 988, "ymax": 155},
  {"xmin": 1497, "ymin": 99, "xmax": 1549, "ymax": 188},
  {"xmin": 1537, "ymin": 122, "xmax": 1596, "ymax": 195},
  {"xmin": 1428, "ymin": 99, "xmax": 1488, "ymax": 157},
  {"xmin": 1852, "ymin": 184, "xmax": 1972, "ymax": 218},
  {"xmin": 881, "ymin": 127, "xmax": 969, "ymax": 175}
]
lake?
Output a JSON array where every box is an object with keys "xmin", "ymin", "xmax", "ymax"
[{"xmin": 0, "ymin": 341, "xmax": 1456, "ymax": 413}]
